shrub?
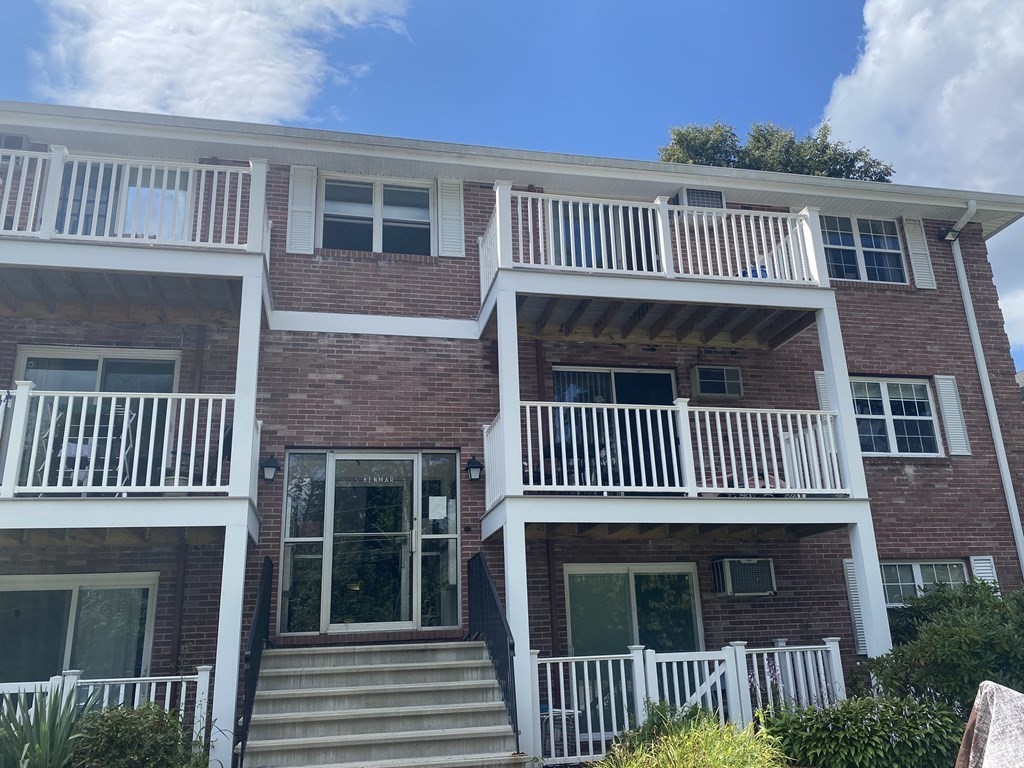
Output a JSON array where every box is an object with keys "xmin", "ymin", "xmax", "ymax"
[
  {"xmin": 610, "ymin": 701, "xmax": 699, "ymax": 753},
  {"xmin": 763, "ymin": 695, "xmax": 961, "ymax": 768},
  {"xmin": 0, "ymin": 685, "xmax": 85, "ymax": 768},
  {"xmin": 73, "ymin": 704, "xmax": 201, "ymax": 768},
  {"xmin": 868, "ymin": 582, "xmax": 1024, "ymax": 713},
  {"xmin": 598, "ymin": 710, "xmax": 786, "ymax": 768}
]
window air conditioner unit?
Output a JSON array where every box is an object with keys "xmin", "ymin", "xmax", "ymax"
[
  {"xmin": 0, "ymin": 134, "xmax": 26, "ymax": 151},
  {"xmin": 712, "ymin": 557, "xmax": 777, "ymax": 597}
]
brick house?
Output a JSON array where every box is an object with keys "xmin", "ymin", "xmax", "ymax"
[{"xmin": 1, "ymin": 101, "xmax": 1023, "ymax": 767}]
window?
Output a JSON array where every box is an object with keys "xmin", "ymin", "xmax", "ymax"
[
  {"xmin": 691, "ymin": 366, "xmax": 742, "ymax": 398},
  {"xmin": 321, "ymin": 179, "xmax": 432, "ymax": 256},
  {"xmin": 0, "ymin": 573, "xmax": 158, "ymax": 683},
  {"xmin": 851, "ymin": 378, "xmax": 941, "ymax": 456},
  {"xmin": 880, "ymin": 561, "xmax": 967, "ymax": 607},
  {"xmin": 821, "ymin": 216, "xmax": 906, "ymax": 283}
]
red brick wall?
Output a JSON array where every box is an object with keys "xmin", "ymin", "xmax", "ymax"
[{"xmin": 0, "ymin": 536, "xmax": 225, "ymax": 675}]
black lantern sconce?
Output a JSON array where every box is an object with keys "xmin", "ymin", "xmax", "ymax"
[
  {"xmin": 464, "ymin": 455, "xmax": 484, "ymax": 481},
  {"xmin": 259, "ymin": 454, "xmax": 280, "ymax": 482}
]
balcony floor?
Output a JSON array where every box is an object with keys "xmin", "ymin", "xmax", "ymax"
[
  {"xmin": 525, "ymin": 520, "xmax": 846, "ymax": 540},
  {"xmin": 0, "ymin": 264, "xmax": 241, "ymax": 324},
  {"xmin": 497, "ymin": 294, "xmax": 816, "ymax": 349}
]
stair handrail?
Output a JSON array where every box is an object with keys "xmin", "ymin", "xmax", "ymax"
[
  {"xmin": 237, "ymin": 556, "xmax": 274, "ymax": 767},
  {"xmin": 467, "ymin": 552, "xmax": 519, "ymax": 753}
]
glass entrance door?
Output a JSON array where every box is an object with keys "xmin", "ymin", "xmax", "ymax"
[{"xmin": 327, "ymin": 457, "xmax": 416, "ymax": 630}]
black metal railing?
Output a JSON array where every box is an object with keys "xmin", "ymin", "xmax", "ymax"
[
  {"xmin": 468, "ymin": 552, "xmax": 519, "ymax": 752},
  {"xmin": 237, "ymin": 556, "xmax": 274, "ymax": 767}
]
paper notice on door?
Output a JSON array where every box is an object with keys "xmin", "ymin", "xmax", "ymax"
[{"xmin": 428, "ymin": 496, "xmax": 448, "ymax": 520}]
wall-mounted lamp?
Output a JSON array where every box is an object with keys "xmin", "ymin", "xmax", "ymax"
[
  {"xmin": 260, "ymin": 454, "xmax": 280, "ymax": 483},
  {"xmin": 464, "ymin": 455, "xmax": 484, "ymax": 481}
]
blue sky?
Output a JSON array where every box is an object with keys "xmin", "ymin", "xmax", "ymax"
[{"xmin": 2, "ymin": 0, "xmax": 1023, "ymax": 369}]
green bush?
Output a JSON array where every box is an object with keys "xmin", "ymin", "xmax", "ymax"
[
  {"xmin": 610, "ymin": 701, "xmax": 700, "ymax": 753},
  {"xmin": 868, "ymin": 581, "xmax": 1024, "ymax": 713},
  {"xmin": 763, "ymin": 695, "xmax": 961, "ymax": 768},
  {"xmin": 73, "ymin": 704, "xmax": 202, "ymax": 768},
  {"xmin": 0, "ymin": 686, "xmax": 85, "ymax": 768},
  {"xmin": 598, "ymin": 710, "xmax": 786, "ymax": 768}
]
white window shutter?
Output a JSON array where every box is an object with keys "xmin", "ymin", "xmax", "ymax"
[
  {"xmin": 934, "ymin": 375, "xmax": 971, "ymax": 455},
  {"xmin": 437, "ymin": 179, "xmax": 465, "ymax": 257},
  {"xmin": 286, "ymin": 165, "xmax": 317, "ymax": 255},
  {"xmin": 902, "ymin": 218, "xmax": 937, "ymax": 290},
  {"xmin": 814, "ymin": 371, "xmax": 833, "ymax": 410},
  {"xmin": 969, "ymin": 555, "xmax": 999, "ymax": 586},
  {"xmin": 843, "ymin": 558, "xmax": 868, "ymax": 655}
]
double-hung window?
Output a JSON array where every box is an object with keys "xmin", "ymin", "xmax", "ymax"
[
  {"xmin": 322, "ymin": 179, "xmax": 432, "ymax": 256},
  {"xmin": 881, "ymin": 561, "xmax": 967, "ymax": 607},
  {"xmin": 821, "ymin": 216, "xmax": 906, "ymax": 283},
  {"xmin": 851, "ymin": 378, "xmax": 941, "ymax": 456}
]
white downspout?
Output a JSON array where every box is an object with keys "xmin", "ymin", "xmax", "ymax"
[{"xmin": 947, "ymin": 199, "xmax": 1024, "ymax": 579}]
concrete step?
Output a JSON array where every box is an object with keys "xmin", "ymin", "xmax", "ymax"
[
  {"xmin": 244, "ymin": 725, "xmax": 517, "ymax": 767},
  {"xmin": 257, "ymin": 660, "xmax": 496, "ymax": 691},
  {"xmin": 261, "ymin": 642, "xmax": 488, "ymax": 669},
  {"xmin": 248, "ymin": 701, "xmax": 510, "ymax": 739},
  {"xmin": 247, "ymin": 752, "xmax": 531, "ymax": 768},
  {"xmin": 252, "ymin": 679, "xmax": 502, "ymax": 715}
]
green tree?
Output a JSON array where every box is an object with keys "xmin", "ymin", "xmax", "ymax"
[{"xmin": 660, "ymin": 120, "xmax": 894, "ymax": 182}]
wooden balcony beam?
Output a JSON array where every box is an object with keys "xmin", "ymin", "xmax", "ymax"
[
  {"xmin": 534, "ymin": 298, "xmax": 556, "ymax": 335},
  {"xmin": 620, "ymin": 302, "xmax": 654, "ymax": 339},
  {"xmin": 647, "ymin": 305, "xmax": 683, "ymax": 341},
  {"xmin": 729, "ymin": 308, "xmax": 775, "ymax": 343},
  {"xmin": 591, "ymin": 301, "xmax": 622, "ymax": 338},
  {"xmin": 561, "ymin": 299, "xmax": 591, "ymax": 336},
  {"xmin": 676, "ymin": 306, "xmax": 711, "ymax": 342}
]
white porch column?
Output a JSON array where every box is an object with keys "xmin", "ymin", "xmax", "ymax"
[
  {"xmin": 246, "ymin": 160, "xmax": 269, "ymax": 255},
  {"xmin": 816, "ymin": 300, "xmax": 867, "ymax": 498},
  {"xmin": 493, "ymin": 181, "xmax": 514, "ymax": 269},
  {"xmin": 209, "ymin": 523, "xmax": 249, "ymax": 768},
  {"xmin": 797, "ymin": 206, "xmax": 830, "ymax": 287},
  {"xmin": 496, "ymin": 290, "xmax": 524, "ymax": 497},
  {"xmin": 849, "ymin": 517, "xmax": 892, "ymax": 656},
  {"xmin": 229, "ymin": 273, "xmax": 263, "ymax": 498},
  {"xmin": 0, "ymin": 381, "xmax": 34, "ymax": 498},
  {"xmin": 503, "ymin": 517, "xmax": 534, "ymax": 755},
  {"xmin": 37, "ymin": 146, "xmax": 68, "ymax": 240}
]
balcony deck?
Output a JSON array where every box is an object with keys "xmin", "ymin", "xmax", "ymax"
[
  {"xmin": 483, "ymin": 400, "xmax": 850, "ymax": 513},
  {"xmin": 0, "ymin": 384, "xmax": 258, "ymax": 505}
]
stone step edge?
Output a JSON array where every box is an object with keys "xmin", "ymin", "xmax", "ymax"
[
  {"xmin": 245, "ymin": 725, "xmax": 513, "ymax": 752},
  {"xmin": 264, "ymin": 641, "xmax": 485, "ymax": 656},
  {"xmin": 259, "ymin": 659, "xmax": 493, "ymax": 676},
  {"xmin": 246, "ymin": 751, "xmax": 530, "ymax": 768},
  {"xmin": 254, "ymin": 679, "xmax": 500, "ymax": 700},
  {"xmin": 249, "ymin": 701, "xmax": 506, "ymax": 724}
]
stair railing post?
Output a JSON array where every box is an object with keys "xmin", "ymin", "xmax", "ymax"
[
  {"xmin": 773, "ymin": 637, "xmax": 794, "ymax": 706},
  {"xmin": 643, "ymin": 648, "xmax": 660, "ymax": 714}
]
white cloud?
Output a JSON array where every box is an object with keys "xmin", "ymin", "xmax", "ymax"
[
  {"xmin": 825, "ymin": 0, "xmax": 1024, "ymax": 362},
  {"xmin": 35, "ymin": 0, "xmax": 408, "ymax": 123}
]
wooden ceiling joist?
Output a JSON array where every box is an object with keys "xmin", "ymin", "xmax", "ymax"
[
  {"xmin": 647, "ymin": 305, "xmax": 683, "ymax": 341},
  {"xmin": 620, "ymin": 302, "xmax": 654, "ymax": 339},
  {"xmin": 534, "ymin": 298, "xmax": 557, "ymax": 335},
  {"xmin": 561, "ymin": 299, "xmax": 591, "ymax": 336},
  {"xmin": 591, "ymin": 301, "xmax": 622, "ymax": 338},
  {"xmin": 729, "ymin": 308, "xmax": 776, "ymax": 343}
]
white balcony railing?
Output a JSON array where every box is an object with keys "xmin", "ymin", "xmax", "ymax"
[
  {"xmin": 531, "ymin": 639, "xmax": 845, "ymax": 765},
  {"xmin": 0, "ymin": 148, "xmax": 267, "ymax": 251},
  {"xmin": 479, "ymin": 186, "xmax": 820, "ymax": 299},
  {"xmin": 483, "ymin": 413, "xmax": 506, "ymax": 510},
  {"xmin": 511, "ymin": 400, "xmax": 846, "ymax": 500},
  {"xmin": 1, "ymin": 667, "xmax": 212, "ymax": 743},
  {"xmin": 0, "ymin": 382, "xmax": 235, "ymax": 497}
]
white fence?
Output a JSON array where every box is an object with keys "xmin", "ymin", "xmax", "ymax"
[
  {"xmin": 531, "ymin": 639, "xmax": 844, "ymax": 765},
  {"xmin": 479, "ymin": 189, "xmax": 819, "ymax": 289},
  {"xmin": 0, "ymin": 667, "xmax": 212, "ymax": 742},
  {"xmin": 0, "ymin": 148, "xmax": 258, "ymax": 249},
  {"xmin": 1, "ymin": 382, "xmax": 234, "ymax": 496},
  {"xmin": 505, "ymin": 400, "xmax": 847, "ymax": 499}
]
